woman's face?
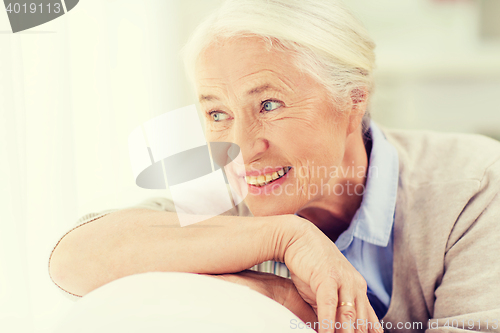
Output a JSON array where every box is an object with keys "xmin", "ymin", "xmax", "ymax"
[{"xmin": 195, "ymin": 36, "xmax": 356, "ymax": 216}]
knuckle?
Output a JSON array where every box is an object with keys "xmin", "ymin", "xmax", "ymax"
[
  {"xmin": 355, "ymin": 275, "xmax": 368, "ymax": 292},
  {"xmin": 347, "ymin": 270, "xmax": 367, "ymax": 291},
  {"xmin": 340, "ymin": 308, "xmax": 357, "ymax": 321},
  {"xmin": 322, "ymin": 294, "xmax": 339, "ymax": 307},
  {"xmin": 326, "ymin": 266, "xmax": 342, "ymax": 285},
  {"xmin": 327, "ymin": 265, "xmax": 367, "ymax": 291},
  {"xmin": 357, "ymin": 324, "xmax": 369, "ymax": 333}
]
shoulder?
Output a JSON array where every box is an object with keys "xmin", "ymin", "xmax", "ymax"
[
  {"xmin": 380, "ymin": 126, "xmax": 500, "ymax": 184},
  {"xmin": 381, "ymin": 125, "xmax": 500, "ymax": 254}
]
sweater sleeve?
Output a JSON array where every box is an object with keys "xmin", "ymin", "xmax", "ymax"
[
  {"xmin": 426, "ymin": 158, "xmax": 500, "ymax": 332},
  {"xmin": 73, "ymin": 196, "xmax": 178, "ymax": 227}
]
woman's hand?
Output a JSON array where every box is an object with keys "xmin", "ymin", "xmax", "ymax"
[
  {"xmin": 273, "ymin": 215, "xmax": 382, "ymax": 333},
  {"xmin": 205, "ymin": 270, "xmax": 317, "ymax": 325}
]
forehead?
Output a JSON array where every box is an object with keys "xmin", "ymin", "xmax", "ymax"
[{"xmin": 195, "ymin": 36, "xmax": 301, "ymax": 94}]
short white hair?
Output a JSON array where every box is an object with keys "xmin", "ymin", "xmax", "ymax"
[{"xmin": 181, "ymin": 0, "xmax": 376, "ymax": 111}]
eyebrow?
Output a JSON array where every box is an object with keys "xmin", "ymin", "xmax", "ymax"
[
  {"xmin": 199, "ymin": 84, "xmax": 283, "ymax": 102},
  {"xmin": 247, "ymin": 84, "xmax": 282, "ymax": 96},
  {"xmin": 199, "ymin": 94, "xmax": 219, "ymax": 102}
]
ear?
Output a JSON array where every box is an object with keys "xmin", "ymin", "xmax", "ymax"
[{"xmin": 347, "ymin": 88, "xmax": 368, "ymax": 135}]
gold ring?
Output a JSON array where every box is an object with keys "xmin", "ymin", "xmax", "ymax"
[{"xmin": 338, "ymin": 302, "xmax": 355, "ymax": 308}]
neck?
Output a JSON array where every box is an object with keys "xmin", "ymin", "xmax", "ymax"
[{"xmin": 296, "ymin": 126, "xmax": 369, "ymax": 241}]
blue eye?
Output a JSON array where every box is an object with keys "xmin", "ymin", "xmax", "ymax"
[
  {"xmin": 210, "ymin": 112, "xmax": 229, "ymax": 122},
  {"xmin": 262, "ymin": 100, "xmax": 282, "ymax": 112}
]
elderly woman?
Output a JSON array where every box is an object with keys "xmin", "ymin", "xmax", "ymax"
[{"xmin": 49, "ymin": 0, "xmax": 500, "ymax": 332}]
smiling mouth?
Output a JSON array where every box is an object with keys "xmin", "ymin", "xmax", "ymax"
[{"xmin": 244, "ymin": 167, "xmax": 292, "ymax": 187}]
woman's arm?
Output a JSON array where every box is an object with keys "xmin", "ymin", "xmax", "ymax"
[
  {"xmin": 49, "ymin": 208, "xmax": 282, "ymax": 297},
  {"xmin": 49, "ymin": 207, "xmax": 381, "ymax": 333}
]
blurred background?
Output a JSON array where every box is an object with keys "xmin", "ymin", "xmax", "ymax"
[{"xmin": 1, "ymin": 0, "xmax": 499, "ymax": 332}]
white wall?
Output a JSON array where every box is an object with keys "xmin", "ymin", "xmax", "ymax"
[
  {"xmin": 345, "ymin": 0, "xmax": 500, "ymax": 138},
  {"xmin": 0, "ymin": 1, "xmax": 222, "ymax": 332}
]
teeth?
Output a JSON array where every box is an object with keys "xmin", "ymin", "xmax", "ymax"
[
  {"xmin": 245, "ymin": 176, "xmax": 258, "ymax": 185},
  {"xmin": 245, "ymin": 167, "xmax": 292, "ymax": 187}
]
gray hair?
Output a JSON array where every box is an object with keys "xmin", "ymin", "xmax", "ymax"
[{"xmin": 181, "ymin": 0, "xmax": 376, "ymax": 118}]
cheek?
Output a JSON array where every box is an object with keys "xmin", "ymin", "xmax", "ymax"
[
  {"xmin": 205, "ymin": 126, "xmax": 227, "ymax": 142},
  {"xmin": 267, "ymin": 113, "xmax": 346, "ymax": 180},
  {"xmin": 268, "ymin": 113, "xmax": 336, "ymax": 157}
]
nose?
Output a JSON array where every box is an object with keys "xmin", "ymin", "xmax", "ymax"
[{"xmin": 230, "ymin": 118, "xmax": 269, "ymax": 165}]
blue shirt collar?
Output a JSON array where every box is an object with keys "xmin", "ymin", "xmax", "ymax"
[{"xmin": 335, "ymin": 120, "xmax": 399, "ymax": 250}]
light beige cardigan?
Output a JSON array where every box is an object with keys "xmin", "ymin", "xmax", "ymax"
[
  {"xmin": 53, "ymin": 126, "xmax": 500, "ymax": 332},
  {"xmin": 380, "ymin": 126, "xmax": 500, "ymax": 332}
]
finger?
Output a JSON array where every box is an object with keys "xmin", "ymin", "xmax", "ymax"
[
  {"xmin": 336, "ymin": 288, "xmax": 357, "ymax": 333},
  {"xmin": 354, "ymin": 294, "xmax": 383, "ymax": 333},
  {"xmin": 290, "ymin": 272, "xmax": 318, "ymax": 312},
  {"xmin": 354, "ymin": 296, "xmax": 369, "ymax": 333},
  {"xmin": 283, "ymin": 285, "xmax": 318, "ymax": 325},
  {"xmin": 366, "ymin": 302, "xmax": 383, "ymax": 333},
  {"xmin": 315, "ymin": 282, "xmax": 339, "ymax": 333}
]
